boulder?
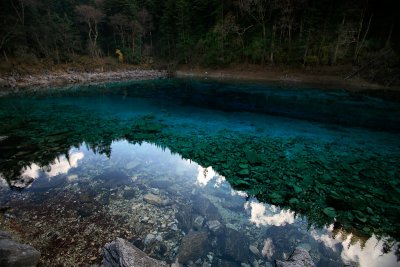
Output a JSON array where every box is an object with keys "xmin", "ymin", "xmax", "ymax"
[
  {"xmin": 177, "ymin": 231, "xmax": 210, "ymax": 264},
  {"xmin": 206, "ymin": 220, "xmax": 224, "ymax": 236},
  {"xmin": 103, "ymin": 237, "xmax": 167, "ymax": 267},
  {"xmin": 0, "ymin": 231, "xmax": 41, "ymax": 267},
  {"xmin": 193, "ymin": 194, "xmax": 221, "ymax": 220},
  {"xmin": 220, "ymin": 228, "xmax": 249, "ymax": 262},
  {"xmin": 275, "ymin": 248, "xmax": 315, "ymax": 267}
]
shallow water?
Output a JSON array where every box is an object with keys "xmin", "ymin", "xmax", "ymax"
[{"xmin": 0, "ymin": 79, "xmax": 399, "ymax": 266}]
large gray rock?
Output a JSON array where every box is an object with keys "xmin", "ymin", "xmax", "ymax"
[
  {"xmin": 220, "ymin": 228, "xmax": 249, "ymax": 262},
  {"xmin": 275, "ymin": 248, "xmax": 315, "ymax": 267},
  {"xmin": 103, "ymin": 237, "xmax": 167, "ymax": 267},
  {"xmin": 193, "ymin": 194, "xmax": 221, "ymax": 220},
  {"xmin": 0, "ymin": 231, "xmax": 41, "ymax": 267},
  {"xmin": 177, "ymin": 231, "xmax": 210, "ymax": 264}
]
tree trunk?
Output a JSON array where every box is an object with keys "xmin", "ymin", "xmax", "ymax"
[
  {"xmin": 385, "ymin": 22, "xmax": 393, "ymax": 48},
  {"xmin": 269, "ymin": 24, "xmax": 276, "ymax": 64},
  {"xmin": 262, "ymin": 21, "xmax": 266, "ymax": 64},
  {"xmin": 332, "ymin": 16, "xmax": 345, "ymax": 65},
  {"xmin": 354, "ymin": 14, "xmax": 372, "ymax": 63}
]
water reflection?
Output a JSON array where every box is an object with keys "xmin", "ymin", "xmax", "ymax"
[
  {"xmin": 9, "ymin": 151, "xmax": 84, "ymax": 189},
  {"xmin": 196, "ymin": 166, "xmax": 225, "ymax": 187},
  {"xmin": 312, "ymin": 228, "xmax": 399, "ymax": 267},
  {"xmin": 245, "ymin": 201, "xmax": 295, "ymax": 227},
  {"xmin": 0, "ymin": 141, "xmax": 398, "ymax": 267}
]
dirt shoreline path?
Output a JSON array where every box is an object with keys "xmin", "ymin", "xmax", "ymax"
[
  {"xmin": 0, "ymin": 69, "xmax": 167, "ymax": 91},
  {"xmin": 175, "ymin": 66, "xmax": 400, "ymax": 91}
]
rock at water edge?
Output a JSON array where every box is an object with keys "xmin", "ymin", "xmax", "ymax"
[
  {"xmin": 103, "ymin": 237, "xmax": 167, "ymax": 267},
  {"xmin": 0, "ymin": 231, "xmax": 41, "ymax": 267}
]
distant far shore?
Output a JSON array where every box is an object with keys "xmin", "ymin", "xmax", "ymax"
[
  {"xmin": 175, "ymin": 64, "xmax": 400, "ymax": 91},
  {"xmin": 1, "ymin": 61, "xmax": 399, "ymax": 93}
]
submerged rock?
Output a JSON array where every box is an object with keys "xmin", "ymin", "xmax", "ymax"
[
  {"xmin": 143, "ymin": 193, "xmax": 170, "ymax": 206},
  {"xmin": 0, "ymin": 231, "xmax": 41, "ymax": 267},
  {"xmin": 193, "ymin": 194, "xmax": 221, "ymax": 220},
  {"xmin": 220, "ymin": 228, "xmax": 249, "ymax": 262},
  {"xmin": 207, "ymin": 220, "xmax": 224, "ymax": 235},
  {"xmin": 193, "ymin": 215, "xmax": 205, "ymax": 230},
  {"xmin": 103, "ymin": 237, "xmax": 167, "ymax": 267},
  {"xmin": 275, "ymin": 248, "xmax": 315, "ymax": 267},
  {"xmin": 177, "ymin": 231, "xmax": 210, "ymax": 264},
  {"xmin": 0, "ymin": 136, "xmax": 8, "ymax": 142}
]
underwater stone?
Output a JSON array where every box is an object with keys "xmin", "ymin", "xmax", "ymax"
[
  {"xmin": 103, "ymin": 237, "xmax": 167, "ymax": 267},
  {"xmin": 143, "ymin": 193, "xmax": 168, "ymax": 206},
  {"xmin": 207, "ymin": 220, "xmax": 224, "ymax": 235},
  {"xmin": 177, "ymin": 231, "xmax": 210, "ymax": 264},
  {"xmin": 221, "ymin": 228, "xmax": 249, "ymax": 262},
  {"xmin": 193, "ymin": 195, "xmax": 221, "ymax": 221},
  {"xmin": 0, "ymin": 231, "xmax": 41, "ymax": 267},
  {"xmin": 238, "ymin": 169, "xmax": 250, "ymax": 177},
  {"xmin": 144, "ymin": 234, "xmax": 156, "ymax": 245},
  {"xmin": 0, "ymin": 136, "xmax": 8, "ymax": 142},
  {"xmin": 239, "ymin": 164, "xmax": 249, "ymax": 169},
  {"xmin": 275, "ymin": 248, "xmax": 315, "ymax": 267},
  {"xmin": 193, "ymin": 215, "xmax": 205, "ymax": 230},
  {"xmin": 245, "ymin": 150, "xmax": 262, "ymax": 165}
]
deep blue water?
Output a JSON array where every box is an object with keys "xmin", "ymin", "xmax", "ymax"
[{"xmin": 0, "ymin": 79, "xmax": 399, "ymax": 266}]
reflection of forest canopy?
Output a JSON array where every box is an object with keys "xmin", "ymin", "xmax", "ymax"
[
  {"xmin": 0, "ymin": 99, "xmax": 399, "ymax": 247},
  {"xmin": 0, "ymin": 0, "xmax": 399, "ymax": 83}
]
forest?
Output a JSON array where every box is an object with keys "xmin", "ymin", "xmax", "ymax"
[{"xmin": 0, "ymin": 0, "xmax": 399, "ymax": 84}]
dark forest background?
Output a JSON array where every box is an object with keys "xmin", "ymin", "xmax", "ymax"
[{"xmin": 0, "ymin": 0, "xmax": 399, "ymax": 83}]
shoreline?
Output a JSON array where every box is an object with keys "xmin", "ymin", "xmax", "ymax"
[
  {"xmin": 175, "ymin": 66, "xmax": 400, "ymax": 92},
  {"xmin": 0, "ymin": 65, "xmax": 399, "ymax": 94},
  {"xmin": 0, "ymin": 69, "xmax": 167, "ymax": 91}
]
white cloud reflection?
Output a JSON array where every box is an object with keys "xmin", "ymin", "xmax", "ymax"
[
  {"xmin": 311, "ymin": 227, "xmax": 400, "ymax": 267},
  {"xmin": 22, "ymin": 151, "xmax": 84, "ymax": 181},
  {"xmin": 245, "ymin": 201, "xmax": 295, "ymax": 227},
  {"xmin": 196, "ymin": 166, "xmax": 225, "ymax": 187}
]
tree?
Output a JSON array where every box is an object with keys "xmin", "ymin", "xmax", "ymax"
[
  {"xmin": 236, "ymin": 0, "xmax": 270, "ymax": 64},
  {"xmin": 75, "ymin": 3, "xmax": 104, "ymax": 58}
]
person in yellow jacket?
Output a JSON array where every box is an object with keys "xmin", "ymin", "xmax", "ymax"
[{"xmin": 115, "ymin": 49, "xmax": 124, "ymax": 63}]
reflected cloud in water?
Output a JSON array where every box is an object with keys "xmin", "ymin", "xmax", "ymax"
[
  {"xmin": 312, "ymin": 227, "xmax": 399, "ymax": 267},
  {"xmin": 9, "ymin": 151, "xmax": 84, "ymax": 189},
  {"xmin": 245, "ymin": 201, "xmax": 296, "ymax": 227},
  {"xmin": 196, "ymin": 166, "xmax": 225, "ymax": 187}
]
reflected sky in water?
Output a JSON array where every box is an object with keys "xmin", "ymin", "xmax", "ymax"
[{"xmin": 1, "ymin": 140, "xmax": 397, "ymax": 267}]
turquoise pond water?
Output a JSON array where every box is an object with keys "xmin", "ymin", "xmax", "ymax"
[{"xmin": 0, "ymin": 79, "xmax": 399, "ymax": 266}]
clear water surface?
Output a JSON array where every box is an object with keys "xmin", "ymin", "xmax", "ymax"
[{"xmin": 0, "ymin": 79, "xmax": 399, "ymax": 267}]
